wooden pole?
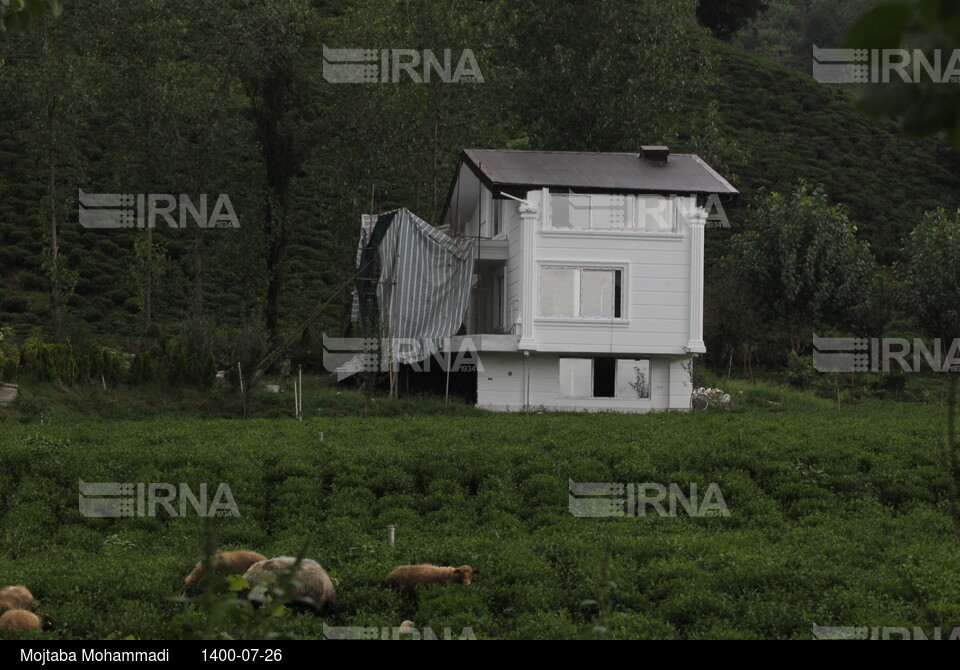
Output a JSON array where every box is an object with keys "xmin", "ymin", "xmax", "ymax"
[
  {"xmin": 293, "ymin": 372, "xmax": 299, "ymax": 420},
  {"xmin": 238, "ymin": 361, "xmax": 246, "ymax": 419},
  {"xmin": 445, "ymin": 341, "xmax": 451, "ymax": 404},
  {"xmin": 298, "ymin": 365, "xmax": 303, "ymax": 421}
]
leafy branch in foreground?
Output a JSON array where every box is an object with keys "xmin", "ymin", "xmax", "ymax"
[{"xmin": 175, "ymin": 520, "xmax": 310, "ymax": 641}]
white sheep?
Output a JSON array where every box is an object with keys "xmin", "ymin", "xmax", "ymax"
[
  {"xmin": 182, "ymin": 551, "xmax": 267, "ymax": 594},
  {"xmin": 242, "ymin": 557, "xmax": 336, "ymax": 609},
  {"xmin": 0, "ymin": 586, "xmax": 34, "ymax": 612},
  {"xmin": 0, "ymin": 609, "xmax": 41, "ymax": 631}
]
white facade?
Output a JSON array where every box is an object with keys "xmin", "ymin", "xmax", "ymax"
[{"xmin": 444, "ymin": 152, "xmax": 719, "ymax": 413}]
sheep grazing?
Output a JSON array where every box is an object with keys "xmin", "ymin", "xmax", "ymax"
[
  {"xmin": 0, "ymin": 586, "xmax": 34, "ymax": 612},
  {"xmin": 385, "ymin": 564, "xmax": 479, "ymax": 594},
  {"xmin": 0, "ymin": 609, "xmax": 41, "ymax": 631},
  {"xmin": 242, "ymin": 557, "xmax": 336, "ymax": 610},
  {"xmin": 183, "ymin": 551, "xmax": 267, "ymax": 594}
]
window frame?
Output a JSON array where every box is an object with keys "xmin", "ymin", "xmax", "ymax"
[
  {"xmin": 547, "ymin": 192, "xmax": 684, "ymax": 236},
  {"xmin": 557, "ymin": 356, "xmax": 652, "ymax": 400},
  {"xmin": 538, "ymin": 264, "xmax": 626, "ymax": 321}
]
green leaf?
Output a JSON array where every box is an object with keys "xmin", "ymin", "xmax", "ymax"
[
  {"xmin": 226, "ymin": 574, "xmax": 249, "ymax": 592},
  {"xmin": 845, "ymin": 2, "xmax": 913, "ymax": 49}
]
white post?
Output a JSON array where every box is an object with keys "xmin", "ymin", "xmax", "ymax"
[
  {"xmin": 518, "ymin": 194, "xmax": 540, "ymax": 350},
  {"xmin": 298, "ymin": 365, "xmax": 303, "ymax": 420},
  {"xmin": 686, "ymin": 205, "xmax": 707, "ymax": 354},
  {"xmin": 293, "ymin": 373, "xmax": 299, "ymax": 420}
]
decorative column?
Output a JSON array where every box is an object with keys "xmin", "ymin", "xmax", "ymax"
[
  {"xmin": 518, "ymin": 195, "xmax": 540, "ymax": 350},
  {"xmin": 686, "ymin": 205, "xmax": 707, "ymax": 354}
]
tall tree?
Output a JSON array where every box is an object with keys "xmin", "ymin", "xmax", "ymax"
[
  {"xmin": 234, "ymin": 0, "xmax": 321, "ymax": 343},
  {"xmin": 697, "ymin": 0, "xmax": 767, "ymax": 40},
  {"xmin": 9, "ymin": 10, "xmax": 88, "ymax": 337},
  {"xmin": 899, "ymin": 208, "xmax": 960, "ymax": 342},
  {"xmin": 729, "ymin": 183, "xmax": 877, "ymax": 353}
]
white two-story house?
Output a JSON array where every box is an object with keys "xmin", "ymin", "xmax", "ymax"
[{"xmin": 440, "ymin": 147, "xmax": 738, "ymax": 412}]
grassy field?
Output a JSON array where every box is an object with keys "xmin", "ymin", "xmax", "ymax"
[{"xmin": 0, "ymin": 383, "xmax": 958, "ymax": 640}]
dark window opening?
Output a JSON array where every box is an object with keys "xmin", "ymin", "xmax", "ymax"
[
  {"xmin": 614, "ymin": 270, "xmax": 622, "ymax": 318},
  {"xmin": 593, "ymin": 357, "xmax": 615, "ymax": 398}
]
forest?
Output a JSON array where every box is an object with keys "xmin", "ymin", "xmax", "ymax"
[{"xmin": 0, "ymin": 0, "xmax": 958, "ymax": 387}]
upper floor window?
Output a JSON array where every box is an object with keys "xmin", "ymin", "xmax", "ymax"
[
  {"xmin": 540, "ymin": 266, "xmax": 622, "ymax": 319},
  {"xmin": 550, "ymin": 193, "xmax": 678, "ymax": 233}
]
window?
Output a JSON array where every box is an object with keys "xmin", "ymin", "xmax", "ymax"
[
  {"xmin": 591, "ymin": 195, "xmax": 630, "ymax": 229},
  {"xmin": 559, "ymin": 357, "xmax": 650, "ymax": 399},
  {"xmin": 495, "ymin": 270, "xmax": 505, "ymax": 331},
  {"xmin": 540, "ymin": 267, "xmax": 622, "ymax": 319},
  {"xmin": 593, "ymin": 358, "xmax": 615, "ymax": 397},
  {"xmin": 552, "ymin": 194, "xmax": 630, "ymax": 230},
  {"xmin": 637, "ymin": 195, "xmax": 676, "ymax": 233},
  {"xmin": 559, "ymin": 358, "xmax": 592, "ymax": 397},
  {"xmin": 552, "ymin": 194, "xmax": 591, "ymax": 228},
  {"xmin": 550, "ymin": 193, "xmax": 677, "ymax": 233},
  {"xmin": 615, "ymin": 359, "xmax": 650, "ymax": 399}
]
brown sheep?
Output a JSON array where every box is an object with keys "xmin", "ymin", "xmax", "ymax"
[
  {"xmin": 242, "ymin": 557, "xmax": 336, "ymax": 610},
  {"xmin": 0, "ymin": 586, "xmax": 34, "ymax": 612},
  {"xmin": 385, "ymin": 564, "xmax": 479, "ymax": 594},
  {"xmin": 182, "ymin": 551, "xmax": 267, "ymax": 594},
  {"xmin": 0, "ymin": 609, "xmax": 41, "ymax": 631}
]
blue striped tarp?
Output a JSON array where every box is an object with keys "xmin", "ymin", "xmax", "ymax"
[{"xmin": 353, "ymin": 208, "xmax": 476, "ymax": 365}]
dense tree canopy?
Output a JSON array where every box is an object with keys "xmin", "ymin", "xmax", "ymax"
[
  {"xmin": 0, "ymin": 0, "xmax": 956, "ymax": 373},
  {"xmin": 697, "ymin": 0, "xmax": 767, "ymax": 40}
]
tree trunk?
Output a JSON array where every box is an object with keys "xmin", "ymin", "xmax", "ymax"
[
  {"xmin": 265, "ymin": 196, "xmax": 286, "ymax": 343},
  {"xmin": 43, "ymin": 20, "xmax": 61, "ymax": 338},
  {"xmin": 144, "ymin": 119, "xmax": 154, "ymax": 329},
  {"xmin": 193, "ymin": 226, "xmax": 204, "ymax": 320},
  {"xmin": 48, "ymin": 114, "xmax": 60, "ymax": 337}
]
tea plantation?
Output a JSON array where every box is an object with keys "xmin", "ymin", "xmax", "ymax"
[{"xmin": 1, "ymin": 391, "xmax": 958, "ymax": 640}]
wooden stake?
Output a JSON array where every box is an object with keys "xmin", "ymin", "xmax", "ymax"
[{"xmin": 445, "ymin": 342, "xmax": 451, "ymax": 404}]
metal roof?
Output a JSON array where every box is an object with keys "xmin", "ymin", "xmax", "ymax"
[{"xmin": 461, "ymin": 148, "xmax": 739, "ymax": 196}]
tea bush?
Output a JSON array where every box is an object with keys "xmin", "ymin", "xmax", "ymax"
[{"xmin": 0, "ymin": 402, "xmax": 958, "ymax": 639}]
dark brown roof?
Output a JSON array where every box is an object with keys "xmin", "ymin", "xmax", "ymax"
[{"xmin": 461, "ymin": 148, "xmax": 738, "ymax": 196}]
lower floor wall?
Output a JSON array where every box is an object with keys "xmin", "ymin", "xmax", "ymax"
[{"xmin": 475, "ymin": 352, "xmax": 694, "ymax": 413}]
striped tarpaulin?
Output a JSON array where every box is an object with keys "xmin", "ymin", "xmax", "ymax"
[{"xmin": 355, "ymin": 208, "xmax": 476, "ymax": 365}]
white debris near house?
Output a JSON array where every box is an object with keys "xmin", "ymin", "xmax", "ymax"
[{"xmin": 0, "ymin": 383, "xmax": 18, "ymax": 405}]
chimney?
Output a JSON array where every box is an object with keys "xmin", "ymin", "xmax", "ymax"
[{"xmin": 640, "ymin": 146, "xmax": 669, "ymax": 162}]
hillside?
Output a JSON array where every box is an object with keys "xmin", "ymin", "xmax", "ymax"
[
  {"xmin": 709, "ymin": 40, "xmax": 960, "ymax": 263},
  {"xmin": 1, "ymin": 13, "xmax": 957, "ymax": 353}
]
